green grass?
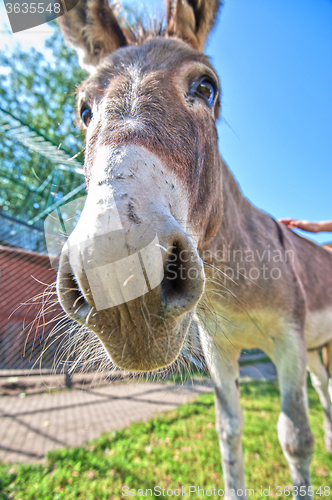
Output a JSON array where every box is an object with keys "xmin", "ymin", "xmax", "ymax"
[{"xmin": 1, "ymin": 380, "xmax": 331, "ymax": 500}]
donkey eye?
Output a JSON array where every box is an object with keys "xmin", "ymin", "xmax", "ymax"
[
  {"xmin": 81, "ymin": 106, "xmax": 92, "ymax": 126},
  {"xmin": 195, "ymin": 79, "xmax": 215, "ymax": 107}
]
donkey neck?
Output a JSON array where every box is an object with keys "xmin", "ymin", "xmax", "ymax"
[
  {"xmin": 204, "ymin": 157, "xmax": 278, "ymax": 258},
  {"xmin": 221, "ymin": 160, "xmax": 258, "ymax": 245}
]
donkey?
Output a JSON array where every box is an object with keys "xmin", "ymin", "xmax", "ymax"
[{"xmin": 56, "ymin": 0, "xmax": 332, "ymax": 497}]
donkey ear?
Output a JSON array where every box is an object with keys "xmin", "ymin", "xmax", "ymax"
[
  {"xmin": 166, "ymin": 0, "xmax": 221, "ymax": 51},
  {"xmin": 59, "ymin": 0, "xmax": 129, "ymax": 71}
]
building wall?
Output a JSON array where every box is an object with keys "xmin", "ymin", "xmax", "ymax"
[{"xmin": 0, "ymin": 245, "xmax": 62, "ymax": 369}]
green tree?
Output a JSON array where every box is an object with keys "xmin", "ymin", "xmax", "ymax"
[{"xmin": 0, "ymin": 22, "xmax": 87, "ymax": 221}]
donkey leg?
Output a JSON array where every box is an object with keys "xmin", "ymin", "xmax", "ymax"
[
  {"xmin": 272, "ymin": 340, "xmax": 315, "ymax": 500},
  {"xmin": 324, "ymin": 341, "xmax": 332, "ymax": 403},
  {"xmin": 200, "ymin": 329, "xmax": 245, "ymax": 500},
  {"xmin": 307, "ymin": 350, "xmax": 332, "ymax": 453}
]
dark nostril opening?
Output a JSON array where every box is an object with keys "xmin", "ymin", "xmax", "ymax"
[
  {"xmin": 162, "ymin": 241, "xmax": 189, "ymax": 299},
  {"xmin": 67, "ymin": 272, "xmax": 87, "ymax": 311},
  {"xmin": 160, "ymin": 237, "xmax": 205, "ymax": 315},
  {"xmin": 57, "ymin": 253, "xmax": 90, "ymax": 322}
]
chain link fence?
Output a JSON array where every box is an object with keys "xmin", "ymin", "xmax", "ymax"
[{"xmin": 0, "ymin": 213, "xmax": 68, "ymax": 372}]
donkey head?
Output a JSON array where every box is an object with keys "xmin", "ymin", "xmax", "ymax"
[{"xmin": 57, "ymin": 0, "xmax": 222, "ymax": 371}]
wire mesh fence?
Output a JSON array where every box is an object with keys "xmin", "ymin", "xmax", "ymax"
[
  {"xmin": 0, "ymin": 212, "xmax": 47, "ymax": 253},
  {"xmin": 0, "ymin": 243, "xmax": 58, "ymax": 370},
  {"xmin": 0, "ymin": 213, "xmax": 69, "ymax": 372}
]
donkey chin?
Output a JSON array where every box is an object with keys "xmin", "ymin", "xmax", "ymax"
[{"xmin": 56, "ymin": 145, "xmax": 205, "ymax": 372}]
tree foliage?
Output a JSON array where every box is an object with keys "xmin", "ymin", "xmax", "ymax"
[{"xmin": 0, "ymin": 22, "xmax": 87, "ymax": 221}]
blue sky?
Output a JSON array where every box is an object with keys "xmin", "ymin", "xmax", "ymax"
[
  {"xmin": 208, "ymin": 0, "xmax": 332, "ymax": 244},
  {"xmin": 1, "ymin": 0, "xmax": 331, "ymax": 243}
]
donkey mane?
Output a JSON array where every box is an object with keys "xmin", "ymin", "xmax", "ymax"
[{"xmin": 119, "ymin": 7, "xmax": 166, "ymax": 43}]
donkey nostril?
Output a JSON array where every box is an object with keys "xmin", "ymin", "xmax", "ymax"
[
  {"xmin": 70, "ymin": 275, "xmax": 87, "ymax": 312},
  {"xmin": 162, "ymin": 242, "xmax": 187, "ymax": 297},
  {"xmin": 161, "ymin": 240, "xmax": 204, "ymax": 315},
  {"xmin": 60, "ymin": 271, "xmax": 87, "ymax": 313},
  {"xmin": 57, "ymin": 252, "xmax": 91, "ymax": 323},
  {"xmin": 162, "ymin": 243, "xmax": 179, "ymax": 296}
]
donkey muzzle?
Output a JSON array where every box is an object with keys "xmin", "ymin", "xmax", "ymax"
[{"xmin": 56, "ymin": 146, "xmax": 205, "ymax": 370}]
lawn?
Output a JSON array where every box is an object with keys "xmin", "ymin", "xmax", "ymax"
[{"xmin": 1, "ymin": 380, "xmax": 331, "ymax": 500}]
